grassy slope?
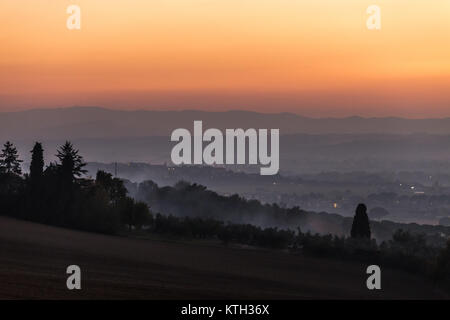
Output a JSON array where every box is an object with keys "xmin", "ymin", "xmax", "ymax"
[{"xmin": 0, "ymin": 216, "xmax": 447, "ymax": 299}]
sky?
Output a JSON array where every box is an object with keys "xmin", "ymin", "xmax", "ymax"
[{"xmin": 0, "ymin": 0, "xmax": 449, "ymax": 117}]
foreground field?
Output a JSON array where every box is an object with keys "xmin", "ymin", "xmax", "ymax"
[{"xmin": 0, "ymin": 216, "xmax": 447, "ymax": 299}]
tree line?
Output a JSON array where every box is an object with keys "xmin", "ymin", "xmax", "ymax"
[
  {"xmin": 145, "ymin": 213, "xmax": 450, "ymax": 290},
  {"xmin": 0, "ymin": 140, "xmax": 150, "ymax": 233}
]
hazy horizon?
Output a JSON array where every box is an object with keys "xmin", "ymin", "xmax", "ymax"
[
  {"xmin": 3, "ymin": 105, "xmax": 450, "ymax": 120},
  {"xmin": 1, "ymin": 1, "xmax": 449, "ymax": 118}
]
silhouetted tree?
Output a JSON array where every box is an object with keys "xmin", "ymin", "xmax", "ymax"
[
  {"xmin": 118, "ymin": 197, "xmax": 135, "ymax": 231},
  {"xmin": 56, "ymin": 141, "xmax": 86, "ymax": 183},
  {"xmin": 351, "ymin": 203, "xmax": 371, "ymax": 239},
  {"xmin": 30, "ymin": 142, "xmax": 44, "ymax": 186},
  {"xmin": 23, "ymin": 142, "xmax": 46, "ymax": 220},
  {"xmin": 133, "ymin": 201, "xmax": 151, "ymax": 230},
  {"xmin": 0, "ymin": 141, "xmax": 22, "ymax": 175},
  {"xmin": 96, "ymin": 170, "xmax": 127, "ymax": 205}
]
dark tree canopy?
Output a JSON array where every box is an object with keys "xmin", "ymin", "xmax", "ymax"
[
  {"xmin": 96, "ymin": 170, "xmax": 127, "ymax": 204},
  {"xmin": 56, "ymin": 141, "xmax": 87, "ymax": 182},
  {"xmin": 0, "ymin": 141, "xmax": 22, "ymax": 175},
  {"xmin": 350, "ymin": 203, "xmax": 371, "ymax": 239},
  {"xmin": 30, "ymin": 142, "xmax": 44, "ymax": 184}
]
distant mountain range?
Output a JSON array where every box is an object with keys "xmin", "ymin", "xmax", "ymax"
[{"xmin": 2, "ymin": 106, "xmax": 450, "ymax": 140}]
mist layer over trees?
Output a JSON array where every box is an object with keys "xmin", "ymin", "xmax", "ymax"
[{"xmin": 127, "ymin": 179, "xmax": 450, "ymax": 245}]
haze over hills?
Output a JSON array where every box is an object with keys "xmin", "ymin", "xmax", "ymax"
[
  {"xmin": 3, "ymin": 106, "xmax": 450, "ymax": 139},
  {"xmin": 3, "ymin": 107, "xmax": 450, "ymax": 174}
]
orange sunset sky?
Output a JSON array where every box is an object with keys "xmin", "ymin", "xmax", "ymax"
[{"xmin": 0, "ymin": 0, "xmax": 449, "ymax": 117}]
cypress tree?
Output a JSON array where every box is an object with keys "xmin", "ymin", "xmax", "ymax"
[
  {"xmin": 351, "ymin": 203, "xmax": 371, "ymax": 239},
  {"xmin": 30, "ymin": 142, "xmax": 44, "ymax": 185}
]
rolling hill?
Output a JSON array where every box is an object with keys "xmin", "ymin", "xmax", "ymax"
[{"xmin": 0, "ymin": 216, "xmax": 446, "ymax": 299}]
